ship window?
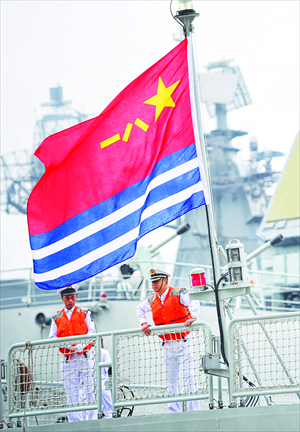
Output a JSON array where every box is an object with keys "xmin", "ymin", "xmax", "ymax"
[
  {"xmin": 264, "ymin": 222, "xmax": 275, "ymax": 229},
  {"xmin": 276, "ymin": 220, "xmax": 287, "ymax": 229}
]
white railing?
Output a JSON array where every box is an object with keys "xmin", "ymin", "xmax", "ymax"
[
  {"xmin": 6, "ymin": 322, "xmax": 212, "ymax": 427},
  {"xmin": 111, "ymin": 322, "xmax": 212, "ymax": 412},
  {"xmin": 4, "ymin": 313, "xmax": 300, "ymax": 427},
  {"xmin": 228, "ymin": 312, "xmax": 300, "ymax": 406},
  {"xmin": 0, "ymin": 262, "xmax": 216, "ymax": 309},
  {"xmin": 1, "ymin": 265, "xmax": 299, "ymax": 311}
]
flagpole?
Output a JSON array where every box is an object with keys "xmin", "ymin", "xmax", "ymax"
[
  {"xmin": 175, "ymin": 2, "xmax": 229, "ymax": 363},
  {"xmin": 190, "ymin": 34, "xmax": 221, "ymax": 289}
]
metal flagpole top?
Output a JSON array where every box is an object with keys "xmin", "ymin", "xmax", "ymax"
[{"xmin": 175, "ymin": 1, "xmax": 199, "ymax": 38}]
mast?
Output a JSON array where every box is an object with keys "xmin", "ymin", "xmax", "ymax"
[{"xmin": 175, "ymin": 1, "xmax": 229, "ymax": 361}]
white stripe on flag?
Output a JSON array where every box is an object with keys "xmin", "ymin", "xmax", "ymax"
[
  {"xmin": 33, "ymin": 181, "xmax": 203, "ymax": 283},
  {"xmin": 31, "ymin": 158, "xmax": 199, "ymax": 260}
]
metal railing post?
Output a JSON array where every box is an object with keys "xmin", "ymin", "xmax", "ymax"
[
  {"xmin": 213, "ymin": 336, "xmax": 223, "ymax": 409},
  {"xmin": 204, "ymin": 324, "xmax": 214, "ymax": 409},
  {"xmin": 97, "ymin": 335, "xmax": 103, "ymax": 418},
  {"xmin": 111, "ymin": 333, "xmax": 117, "ymax": 417}
]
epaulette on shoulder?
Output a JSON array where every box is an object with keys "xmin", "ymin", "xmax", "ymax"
[
  {"xmin": 147, "ymin": 293, "xmax": 155, "ymax": 304},
  {"xmin": 52, "ymin": 310, "xmax": 63, "ymax": 321},
  {"xmin": 76, "ymin": 307, "xmax": 89, "ymax": 315},
  {"xmin": 169, "ymin": 287, "xmax": 182, "ymax": 294},
  {"xmin": 180, "ymin": 287, "xmax": 188, "ymax": 294}
]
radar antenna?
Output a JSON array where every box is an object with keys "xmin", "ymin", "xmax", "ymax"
[{"xmin": 1, "ymin": 87, "xmax": 88, "ymax": 214}]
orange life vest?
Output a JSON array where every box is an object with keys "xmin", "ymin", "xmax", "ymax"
[
  {"xmin": 147, "ymin": 287, "xmax": 191, "ymax": 341},
  {"xmin": 53, "ymin": 306, "xmax": 94, "ymax": 358}
]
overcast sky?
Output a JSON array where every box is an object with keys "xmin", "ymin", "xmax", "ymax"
[{"xmin": 1, "ymin": 0, "xmax": 299, "ymax": 271}]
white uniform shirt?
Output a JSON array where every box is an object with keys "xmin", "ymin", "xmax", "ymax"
[
  {"xmin": 49, "ymin": 306, "xmax": 96, "ymax": 339},
  {"xmin": 136, "ymin": 288, "xmax": 200, "ymax": 325},
  {"xmin": 101, "ymin": 348, "xmax": 111, "ymax": 381}
]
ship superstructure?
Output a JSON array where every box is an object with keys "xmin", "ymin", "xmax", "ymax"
[
  {"xmin": 0, "ymin": 87, "xmax": 88, "ymax": 215},
  {"xmin": 0, "ymin": 2, "xmax": 299, "ymax": 431},
  {"xmin": 174, "ymin": 60, "xmax": 284, "ymax": 283}
]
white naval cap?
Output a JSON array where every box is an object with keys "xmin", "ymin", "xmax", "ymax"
[
  {"xmin": 57, "ymin": 284, "xmax": 79, "ymax": 296},
  {"xmin": 148, "ymin": 268, "xmax": 171, "ymax": 282}
]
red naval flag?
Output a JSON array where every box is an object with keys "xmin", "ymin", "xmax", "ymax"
[{"xmin": 27, "ymin": 37, "xmax": 209, "ymax": 289}]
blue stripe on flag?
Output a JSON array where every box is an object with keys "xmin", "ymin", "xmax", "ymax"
[
  {"xmin": 139, "ymin": 190, "xmax": 205, "ymax": 238},
  {"xmin": 35, "ymin": 240, "xmax": 137, "ymax": 290}
]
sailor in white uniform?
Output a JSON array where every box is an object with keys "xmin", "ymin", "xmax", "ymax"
[
  {"xmin": 49, "ymin": 285, "xmax": 112, "ymax": 421},
  {"xmin": 100, "ymin": 347, "xmax": 113, "ymax": 418},
  {"xmin": 136, "ymin": 268, "xmax": 201, "ymax": 413}
]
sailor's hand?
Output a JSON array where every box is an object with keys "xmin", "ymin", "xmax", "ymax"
[
  {"xmin": 141, "ymin": 323, "xmax": 151, "ymax": 336},
  {"xmin": 184, "ymin": 318, "xmax": 196, "ymax": 327}
]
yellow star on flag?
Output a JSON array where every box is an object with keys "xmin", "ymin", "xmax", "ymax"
[{"xmin": 143, "ymin": 76, "xmax": 181, "ymax": 122}]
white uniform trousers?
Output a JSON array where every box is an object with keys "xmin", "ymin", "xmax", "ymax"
[
  {"xmin": 60, "ymin": 349, "xmax": 97, "ymax": 422},
  {"xmin": 83, "ymin": 381, "xmax": 112, "ymax": 420},
  {"xmin": 161, "ymin": 334, "xmax": 201, "ymax": 413},
  {"xmin": 101, "ymin": 379, "xmax": 113, "ymax": 418}
]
